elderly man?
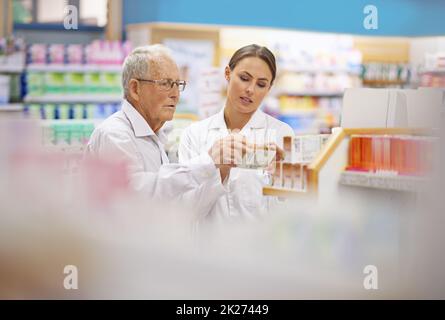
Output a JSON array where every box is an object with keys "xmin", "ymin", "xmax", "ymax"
[{"xmin": 85, "ymin": 44, "xmax": 245, "ymax": 215}]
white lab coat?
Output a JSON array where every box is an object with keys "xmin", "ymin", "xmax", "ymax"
[
  {"xmin": 85, "ymin": 99, "xmax": 226, "ymax": 218},
  {"xmin": 178, "ymin": 107, "xmax": 295, "ymax": 226}
]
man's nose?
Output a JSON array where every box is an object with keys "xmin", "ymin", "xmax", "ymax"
[{"xmin": 169, "ymin": 85, "xmax": 179, "ymax": 100}]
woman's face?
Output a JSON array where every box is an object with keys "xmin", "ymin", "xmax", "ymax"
[{"xmin": 225, "ymin": 56, "xmax": 273, "ymax": 115}]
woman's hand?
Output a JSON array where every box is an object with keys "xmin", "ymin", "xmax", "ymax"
[{"xmin": 208, "ymin": 133, "xmax": 248, "ymax": 181}]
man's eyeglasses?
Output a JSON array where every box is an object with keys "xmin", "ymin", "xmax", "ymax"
[{"xmin": 136, "ymin": 78, "xmax": 187, "ymax": 92}]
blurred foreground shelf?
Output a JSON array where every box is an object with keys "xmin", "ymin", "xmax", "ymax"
[{"xmin": 339, "ymin": 171, "xmax": 429, "ymax": 192}]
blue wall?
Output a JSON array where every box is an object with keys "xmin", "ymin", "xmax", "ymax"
[{"xmin": 123, "ymin": 0, "xmax": 445, "ymax": 36}]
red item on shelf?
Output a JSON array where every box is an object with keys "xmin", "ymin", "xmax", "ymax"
[{"xmin": 346, "ymin": 135, "xmax": 435, "ymax": 176}]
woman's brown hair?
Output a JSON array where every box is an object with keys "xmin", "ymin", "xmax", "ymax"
[{"xmin": 228, "ymin": 44, "xmax": 277, "ymax": 85}]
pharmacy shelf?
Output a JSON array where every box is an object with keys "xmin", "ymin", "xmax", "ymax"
[
  {"xmin": 418, "ymin": 68, "xmax": 445, "ymax": 75},
  {"xmin": 0, "ymin": 103, "xmax": 24, "ymax": 111},
  {"xmin": 280, "ymin": 109, "xmax": 319, "ymax": 116},
  {"xmin": 39, "ymin": 119, "xmax": 104, "ymax": 129},
  {"xmin": 339, "ymin": 170, "xmax": 428, "ymax": 192},
  {"xmin": 24, "ymin": 94, "xmax": 122, "ymax": 103},
  {"xmin": 362, "ymin": 79, "xmax": 408, "ymax": 86},
  {"xmin": 27, "ymin": 64, "xmax": 122, "ymax": 73},
  {"xmin": 284, "ymin": 66, "xmax": 361, "ymax": 75},
  {"xmin": 262, "ymin": 186, "xmax": 309, "ymax": 197},
  {"xmin": 275, "ymin": 90, "xmax": 344, "ymax": 97},
  {"xmin": 0, "ymin": 65, "xmax": 25, "ymax": 73},
  {"xmin": 0, "ymin": 103, "xmax": 23, "ymax": 111}
]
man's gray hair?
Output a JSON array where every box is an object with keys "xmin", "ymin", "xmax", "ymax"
[{"xmin": 122, "ymin": 44, "xmax": 173, "ymax": 97}]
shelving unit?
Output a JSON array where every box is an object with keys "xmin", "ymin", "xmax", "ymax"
[
  {"xmin": 0, "ymin": 65, "xmax": 25, "ymax": 73},
  {"xmin": 24, "ymin": 94, "xmax": 122, "ymax": 103},
  {"xmin": 417, "ymin": 68, "xmax": 445, "ymax": 75},
  {"xmin": 263, "ymin": 127, "xmax": 433, "ymax": 198},
  {"xmin": 271, "ymin": 58, "xmax": 362, "ymax": 133},
  {"xmin": 282, "ymin": 67, "xmax": 361, "ymax": 75},
  {"xmin": 0, "ymin": 103, "xmax": 24, "ymax": 119},
  {"xmin": 362, "ymin": 79, "xmax": 408, "ymax": 87},
  {"xmin": 0, "ymin": 103, "xmax": 24, "ymax": 111},
  {"xmin": 27, "ymin": 64, "xmax": 122, "ymax": 73},
  {"xmin": 339, "ymin": 171, "xmax": 428, "ymax": 192},
  {"xmin": 274, "ymin": 90, "xmax": 344, "ymax": 97}
]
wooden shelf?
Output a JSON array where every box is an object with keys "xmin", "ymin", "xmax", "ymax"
[
  {"xmin": 362, "ymin": 79, "xmax": 407, "ymax": 86},
  {"xmin": 262, "ymin": 186, "xmax": 309, "ymax": 197}
]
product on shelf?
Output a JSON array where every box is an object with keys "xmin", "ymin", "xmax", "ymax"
[
  {"xmin": 269, "ymin": 66, "xmax": 361, "ymax": 134},
  {"xmin": 423, "ymin": 52, "xmax": 445, "ymax": 69},
  {"xmin": 274, "ymin": 72, "xmax": 358, "ymax": 94},
  {"xmin": 66, "ymin": 44, "xmax": 84, "ymax": 64},
  {"xmin": 48, "ymin": 44, "xmax": 65, "ymax": 64},
  {"xmin": 361, "ymin": 62, "xmax": 411, "ymax": 86},
  {"xmin": 346, "ymin": 135, "xmax": 436, "ymax": 176},
  {"xmin": 0, "ymin": 37, "xmax": 26, "ymax": 104},
  {"xmin": 274, "ymin": 96, "xmax": 343, "ymax": 132},
  {"xmin": 274, "ymin": 46, "xmax": 362, "ymax": 74},
  {"xmin": 25, "ymin": 71, "xmax": 122, "ymax": 97},
  {"xmin": 0, "ymin": 75, "xmax": 9, "ymax": 104},
  {"xmin": 85, "ymin": 40, "xmax": 132, "ymax": 65},
  {"xmin": 28, "ymin": 44, "xmax": 47, "ymax": 64},
  {"xmin": 0, "ymin": 36, "xmax": 26, "ymax": 68},
  {"xmin": 294, "ymin": 134, "xmax": 330, "ymax": 163},
  {"xmin": 42, "ymin": 121, "xmax": 96, "ymax": 147},
  {"xmin": 266, "ymin": 134, "xmax": 330, "ymax": 192},
  {"xmin": 271, "ymin": 162, "xmax": 306, "ymax": 191},
  {"xmin": 24, "ymin": 103, "xmax": 121, "ymax": 120},
  {"xmin": 283, "ymin": 136, "xmax": 295, "ymax": 163},
  {"xmin": 24, "ymin": 40, "xmax": 131, "ymax": 101},
  {"xmin": 27, "ymin": 40, "xmax": 132, "ymax": 66},
  {"xmin": 419, "ymin": 73, "xmax": 445, "ymax": 88}
]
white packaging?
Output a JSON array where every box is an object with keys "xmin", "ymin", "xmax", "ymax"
[{"xmin": 0, "ymin": 75, "xmax": 10, "ymax": 104}]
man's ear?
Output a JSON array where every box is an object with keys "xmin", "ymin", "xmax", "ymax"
[
  {"xmin": 129, "ymin": 79, "xmax": 140, "ymax": 102},
  {"xmin": 224, "ymin": 66, "xmax": 231, "ymax": 82}
]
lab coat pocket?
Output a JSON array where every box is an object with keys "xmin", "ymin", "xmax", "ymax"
[{"xmin": 230, "ymin": 168, "xmax": 265, "ymax": 211}]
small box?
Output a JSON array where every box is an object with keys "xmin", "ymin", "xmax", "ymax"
[
  {"xmin": 282, "ymin": 163, "xmax": 292, "ymax": 189},
  {"xmin": 272, "ymin": 161, "xmax": 283, "ymax": 188},
  {"xmin": 48, "ymin": 44, "xmax": 65, "ymax": 64},
  {"xmin": 291, "ymin": 163, "xmax": 305, "ymax": 191},
  {"xmin": 283, "ymin": 136, "xmax": 295, "ymax": 163}
]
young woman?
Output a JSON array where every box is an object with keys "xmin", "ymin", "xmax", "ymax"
[{"xmin": 178, "ymin": 44, "xmax": 294, "ymax": 226}]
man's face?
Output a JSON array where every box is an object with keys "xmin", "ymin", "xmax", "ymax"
[{"xmin": 138, "ymin": 57, "xmax": 181, "ymax": 125}]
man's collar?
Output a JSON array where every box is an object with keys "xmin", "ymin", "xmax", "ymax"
[{"xmin": 122, "ymin": 100, "xmax": 167, "ymax": 144}]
